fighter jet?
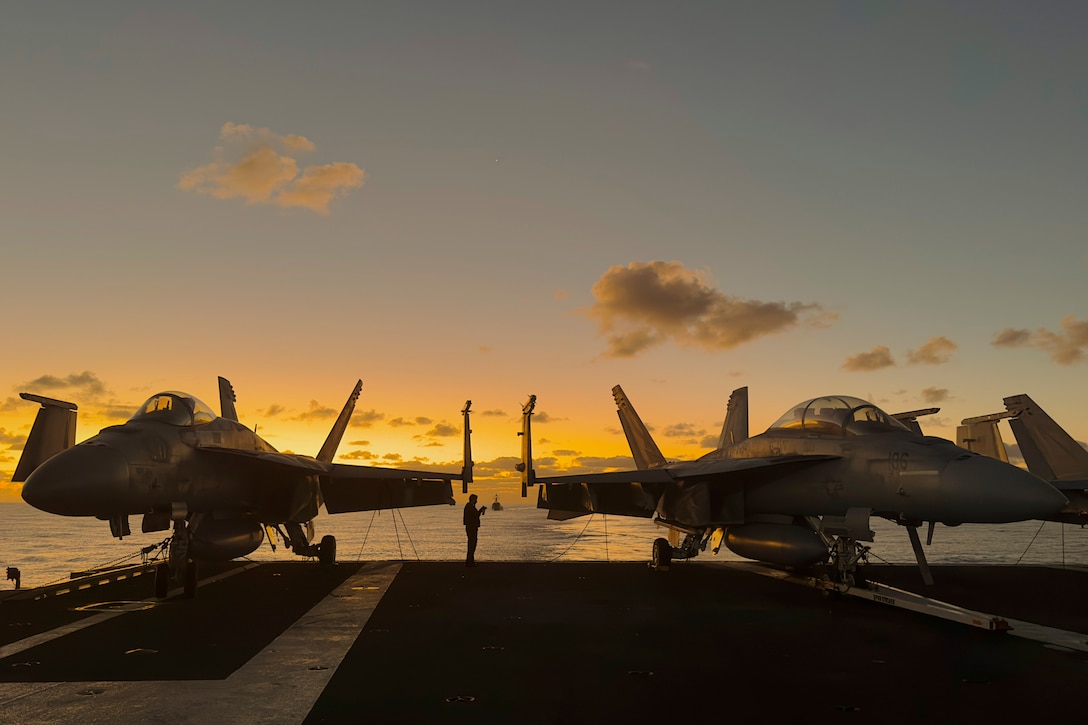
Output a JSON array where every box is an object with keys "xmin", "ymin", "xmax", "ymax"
[
  {"xmin": 520, "ymin": 386, "xmax": 1066, "ymax": 585},
  {"xmin": 15, "ymin": 377, "xmax": 473, "ymax": 597},
  {"xmin": 958, "ymin": 394, "xmax": 1088, "ymax": 525}
]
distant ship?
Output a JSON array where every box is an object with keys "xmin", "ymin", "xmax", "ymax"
[{"xmin": 491, "ymin": 495, "xmax": 503, "ymax": 511}]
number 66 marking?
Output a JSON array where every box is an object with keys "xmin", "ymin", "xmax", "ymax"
[{"xmin": 889, "ymin": 452, "xmax": 909, "ymax": 472}]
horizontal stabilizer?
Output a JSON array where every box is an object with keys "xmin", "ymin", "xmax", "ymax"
[
  {"xmin": 13, "ymin": 394, "xmax": 78, "ymax": 482},
  {"xmin": 892, "ymin": 407, "xmax": 940, "ymax": 436}
]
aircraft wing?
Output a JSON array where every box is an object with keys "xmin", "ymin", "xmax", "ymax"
[
  {"xmin": 322, "ymin": 463, "xmax": 458, "ymax": 513},
  {"xmin": 197, "ymin": 446, "xmax": 329, "ymax": 471},
  {"xmin": 537, "ymin": 455, "xmax": 839, "ymax": 522},
  {"xmin": 196, "ymin": 448, "xmax": 457, "ymax": 513}
]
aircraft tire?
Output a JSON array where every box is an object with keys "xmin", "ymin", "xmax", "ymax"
[
  {"xmin": 183, "ymin": 560, "xmax": 197, "ymax": 598},
  {"xmin": 652, "ymin": 537, "xmax": 672, "ymax": 571},
  {"xmin": 154, "ymin": 563, "xmax": 170, "ymax": 599},
  {"xmin": 318, "ymin": 535, "xmax": 336, "ymax": 567}
]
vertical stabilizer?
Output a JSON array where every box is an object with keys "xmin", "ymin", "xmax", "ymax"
[
  {"xmin": 316, "ymin": 380, "xmax": 363, "ymax": 464},
  {"xmin": 1004, "ymin": 394, "xmax": 1088, "ymax": 482},
  {"xmin": 13, "ymin": 394, "xmax": 78, "ymax": 481},
  {"xmin": 516, "ymin": 395, "xmax": 536, "ymax": 497},
  {"xmin": 218, "ymin": 376, "xmax": 239, "ymax": 422},
  {"xmin": 612, "ymin": 385, "xmax": 666, "ymax": 469},
  {"xmin": 717, "ymin": 387, "xmax": 749, "ymax": 449},
  {"xmin": 461, "ymin": 400, "xmax": 473, "ymax": 493}
]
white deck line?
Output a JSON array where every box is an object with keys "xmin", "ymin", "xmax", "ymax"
[
  {"xmin": 0, "ymin": 564, "xmax": 257, "ymax": 662},
  {"xmin": 726, "ymin": 560, "xmax": 1088, "ymax": 653},
  {"xmin": 0, "ymin": 562, "xmax": 401, "ymax": 724}
]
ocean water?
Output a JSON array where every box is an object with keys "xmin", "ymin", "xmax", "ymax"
[{"xmin": 2, "ymin": 501, "xmax": 1087, "ymax": 589}]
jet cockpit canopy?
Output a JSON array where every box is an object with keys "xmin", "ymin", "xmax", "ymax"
[
  {"xmin": 767, "ymin": 395, "xmax": 909, "ymax": 437},
  {"xmin": 130, "ymin": 392, "xmax": 217, "ymax": 427}
]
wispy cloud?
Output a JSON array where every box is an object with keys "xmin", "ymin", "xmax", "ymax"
[
  {"xmin": 582, "ymin": 261, "xmax": 831, "ymax": 358},
  {"xmin": 178, "ymin": 123, "xmax": 365, "ymax": 215},
  {"xmin": 921, "ymin": 387, "xmax": 950, "ymax": 404},
  {"xmin": 351, "ymin": 409, "xmax": 385, "ymax": 428},
  {"xmin": 992, "ymin": 315, "xmax": 1088, "ymax": 364},
  {"xmin": 290, "ymin": 400, "xmax": 338, "ymax": 421},
  {"xmin": 20, "ymin": 370, "xmax": 109, "ymax": 397},
  {"xmin": 906, "ymin": 336, "xmax": 958, "ymax": 365},
  {"xmin": 845, "ymin": 336, "xmax": 959, "ymax": 371},
  {"xmin": 842, "ymin": 346, "xmax": 895, "ymax": 371}
]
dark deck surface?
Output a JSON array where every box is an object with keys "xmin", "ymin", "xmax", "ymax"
[{"xmin": 2, "ymin": 561, "xmax": 1087, "ymax": 724}]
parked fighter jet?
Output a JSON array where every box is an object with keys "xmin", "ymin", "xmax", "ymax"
[
  {"xmin": 520, "ymin": 386, "xmax": 1066, "ymax": 585},
  {"xmin": 958, "ymin": 394, "xmax": 1088, "ymax": 525},
  {"xmin": 15, "ymin": 377, "xmax": 472, "ymax": 597}
]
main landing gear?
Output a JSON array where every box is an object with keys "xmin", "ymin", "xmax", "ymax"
[
  {"xmin": 155, "ymin": 519, "xmax": 197, "ymax": 599},
  {"xmin": 822, "ymin": 535, "xmax": 871, "ymax": 591},
  {"xmin": 279, "ymin": 522, "xmax": 337, "ymax": 568},
  {"xmin": 650, "ymin": 527, "xmax": 710, "ymax": 571}
]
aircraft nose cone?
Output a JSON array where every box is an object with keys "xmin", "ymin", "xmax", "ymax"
[
  {"xmin": 21, "ymin": 444, "xmax": 129, "ymax": 516},
  {"xmin": 941, "ymin": 455, "xmax": 1067, "ymax": 523}
]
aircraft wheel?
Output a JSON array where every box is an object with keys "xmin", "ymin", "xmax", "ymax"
[
  {"xmin": 318, "ymin": 535, "xmax": 336, "ymax": 567},
  {"xmin": 154, "ymin": 563, "xmax": 170, "ymax": 599},
  {"xmin": 183, "ymin": 560, "xmax": 198, "ymax": 598},
  {"xmin": 651, "ymin": 537, "xmax": 672, "ymax": 571}
]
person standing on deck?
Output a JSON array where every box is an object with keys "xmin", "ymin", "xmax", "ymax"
[{"xmin": 463, "ymin": 493, "xmax": 486, "ymax": 566}]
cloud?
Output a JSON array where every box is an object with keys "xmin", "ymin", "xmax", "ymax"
[
  {"xmin": 0, "ymin": 428, "xmax": 26, "ymax": 446},
  {"xmin": 906, "ymin": 336, "xmax": 958, "ymax": 365},
  {"xmin": 552, "ymin": 449, "xmax": 581, "ymax": 457},
  {"xmin": 20, "ymin": 370, "xmax": 108, "ymax": 397},
  {"xmin": 582, "ymin": 261, "xmax": 830, "ymax": 358},
  {"xmin": 260, "ymin": 404, "xmax": 286, "ymax": 418},
  {"xmin": 389, "ymin": 416, "xmax": 433, "ymax": 428},
  {"xmin": 178, "ymin": 122, "xmax": 364, "ymax": 215},
  {"xmin": 290, "ymin": 400, "xmax": 338, "ymax": 421},
  {"xmin": 425, "ymin": 423, "xmax": 460, "ymax": 438},
  {"xmin": 347, "ymin": 439, "xmax": 371, "ymax": 446},
  {"xmin": 699, "ymin": 435, "xmax": 719, "ymax": 449},
  {"xmin": 992, "ymin": 315, "xmax": 1088, "ymax": 364},
  {"xmin": 351, "ymin": 409, "xmax": 385, "ymax": 427},
  {"xmin": 921, "ymin": 387, "xmax": 950, "ymax": 404},
  {"xmin": 662, "ymin": 422, "xmax": 705, "ymax": 438},
  {"xmin": 532, "ymin": 411, "xmax": 563, "ymax": 423},
  {"xmin": 480, "ymin": 409, "xmax": 507, "ymax": 417},
  {"xmin": 339, "ymin": 450, "xmax": 379, "ymax": 461},
  {"xmin": 842, "ymin": 346, "xmax": 895, "ymax": 371}
]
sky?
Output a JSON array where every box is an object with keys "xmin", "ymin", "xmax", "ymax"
[{"xmin": 1, "ymin": 1, "xmax": 1086, "ymax": 503}]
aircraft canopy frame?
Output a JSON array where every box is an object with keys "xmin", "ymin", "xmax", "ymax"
[
  {"xmin": 130, "ymin": 392, "xmax": 217, "ymax": 427},
  {"xmin": 767, "ymin": 395, "xmax": 909, "ymax": 437}
]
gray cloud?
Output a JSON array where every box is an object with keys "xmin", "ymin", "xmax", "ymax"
[
  {"xmin": 992, "ymin": 315, "xmax": 1088, "ymax": 364},
  {"xmin": 0, "ymin": 428, "xmax": 26, "ymax": 446},
  {"xmin": 425, "ymin": 423, "xmax": 459, "ymax": 438},
  {"xmin": 21, "ymin": 370, "xmax": 108, "ymax": 397},
  {"xmin": 582, "ymin": 261, "xmax": 831, "ymax": 358},
  {"xmin": 290, "ymin": 400, "xmax": 338, "ymax": 421},
  {"xmin": 351, "ymin": 409, "xmax": 385, "ymax": 427},
  {"xmin": 842, "ymin": 346, "xmax": 895, "ymax": 372},
  {"xmin": 906, "ymin": 336, "xmax": 958, "ymax": 365},
  {"xmin": 921, "ymin": 387, "xmax": 950, "ymax": 404}
]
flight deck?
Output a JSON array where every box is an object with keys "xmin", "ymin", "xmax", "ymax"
[{"xmin": 2, "ymin": 561, "xmax": 1087, "ymax": 723}]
